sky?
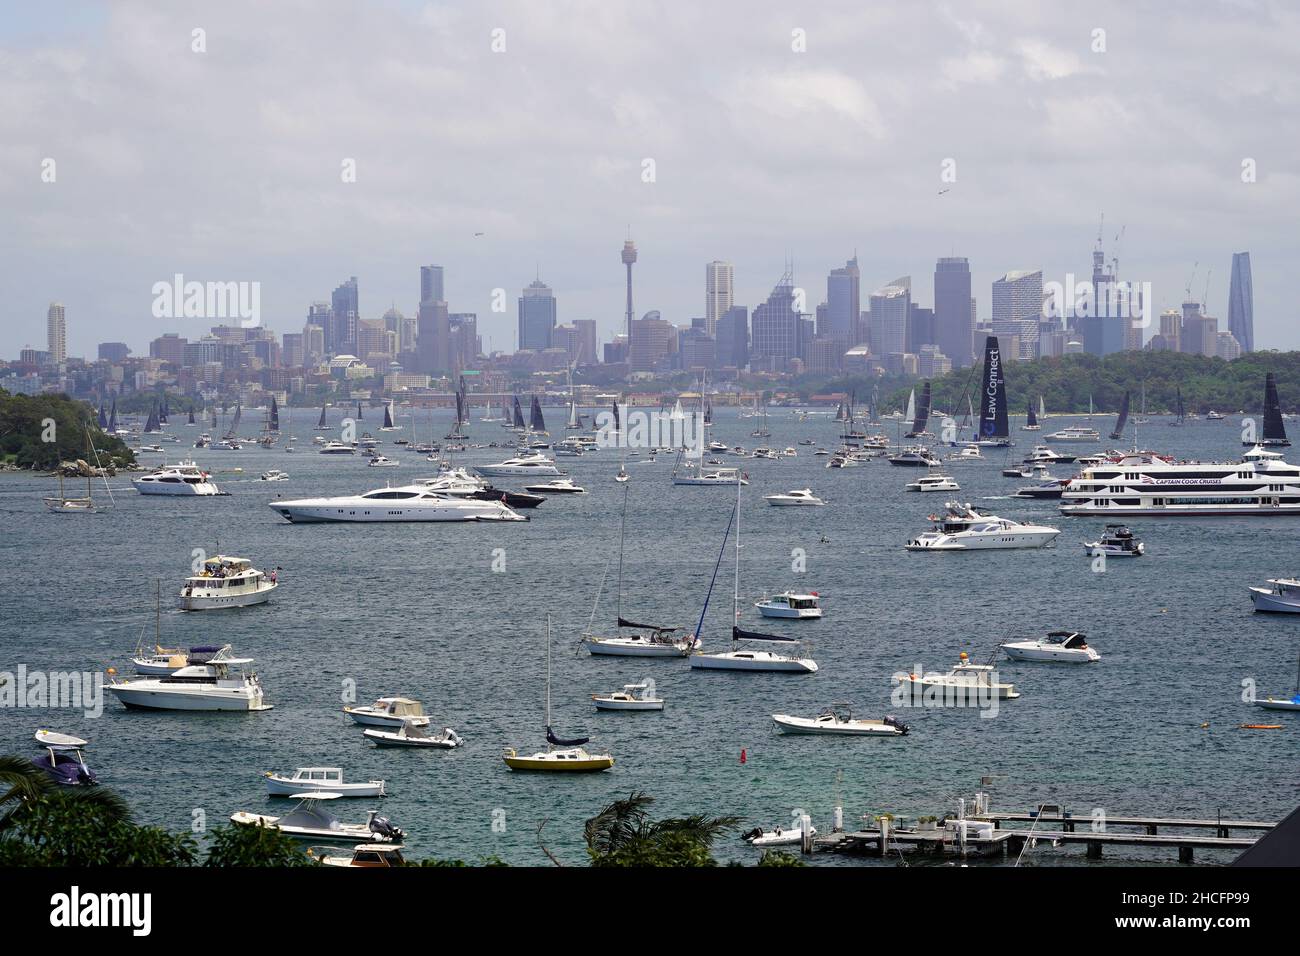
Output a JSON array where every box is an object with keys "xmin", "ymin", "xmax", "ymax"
[{"xmin": 2, "ymin": 0, "xmax": 1298, "ymax": 358}]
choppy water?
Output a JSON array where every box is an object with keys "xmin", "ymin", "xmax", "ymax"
[{"xmin": 1, "ymin": 408, "xmax": 1296, "ymax": 866}]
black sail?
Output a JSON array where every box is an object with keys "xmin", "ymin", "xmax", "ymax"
[
  {"xmin": 97, "ymin": 404, "xmax": 108, "ymax": 429},
  {"xmin": 1109, "ymin": 390, "xmax": 1130, "ymax": 440},
  {"xmin": 530, "ymin": 396, "xmax": 546, "ymax": 432},
  {"xmin": 317, "ymin": 403, "xmax": 327, "ymax": 428},
  {"xmin": 977, "ymin": 336, "xmax": 1009, "ymax": 440},
  {"xmin": 269, "ymin": 396, "xmax": 279, "ymax": 432},
  {"xmin": 1026, "ymin": 400, "xmax": 1038, "ymax": 428},
  {"xmin": 1263, "ymin": 373, "xmax": 1288, "ymax": 443},
  {"xmin": 513, "ymin": 396, "xmax": 526, "ymax": 428},
  {"xmin": 356, "ymin": 401, "xmax": 363, "ymax": 421},
  {"xmin": 907, "ymin": 381, "xmax": 931, "ymax": 436}
]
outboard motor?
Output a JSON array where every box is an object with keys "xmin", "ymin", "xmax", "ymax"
[
  {"xmin": 884, "ymin": 715, "xmax": 910, "ymax": 736},
  {"xmin": 368, "ymin": 813, "xmax": 405, "ymax": 842}
]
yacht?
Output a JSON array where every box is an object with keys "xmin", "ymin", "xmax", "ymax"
[
  {"xmin": 585, "ymin": 627, "xmax": 698, "ymax": 657},
  {"xmin": 906, "ymin": 501, "xmax": 1060, "ymax": 550},
  {"xmin": 1044, "ymin": 425, "xmax": 1100, "ymax": 443},
  {"xmin": 522, "ymin": 478, "xmax": 586, "ymax": 494},
  {"xmin": 1023, "ymin": 445, "xmax": 1075, "ymax": 465},
  {"xmin": 1206, "ymin": 410, "xmax": 1226, "ymax": 421},
  {"xmin": 755, "ymin": 592, "xmax": 823, "ymax": 619},
  {"xmin": 132, "ymin": 461, "xmax": 222, "ymax": 496},
  {"xmin": 672, "ymin": 464, "xmax": 748, "ymax": 485},
  {"xmin": 264, "ymin": 768, "xmax": 386, "ymax": 798},
  {"xmin": 1060, "ymin": 445, "xmax": 1300, "ymax": 516},
  {"xmin": 1083, "ymin": 524, "xmax": 1144, "ymax": 557},
  {"xmin": 1249, "ymin": 578, "xmax": 1300, "ymax": 613},
  {"xmin": 945, "ymin": 445, "xmax": 983, "ymax": 463},
  {"xmin": 319, "ymin": 441, "xmax": 356, "ymax": 455},
  {"xmin": 592, "ymin": 682, "xmax": 665, "ymax": 712},
  {"xmin": 269, "ymin": 485, "xmax": 526, "ymax": 522},
  {"xmin": 771, "ymin": 706, "xmax": 908, "ymax": 736},
  {"xmin": 887, "ymin": 446, "xmax": 941, "ymax": 467},
  {"xmin": 367, "ymin": 455, "xmax": 399, "ymax": 467},
  {"xmin": 343, "ymin": 697, "xmax": 430, "ymax": 728},
  {"xmin": 108, "ymin": 647, "xmax": 271, "ymax": 711},
  {"xmin": 1014, "ymin": 475, "xmax": 1070, "ymax": 499},
  {"xmin": 905, "ymin": 473, "xmax": 961, "ymax": 492},
  {"xmin": 260, "ymin": 469, "xmax": 289, "ymax": 481},
  {"xmin": 1002, "ymin": 631, "xmax": 1100, "ymax": 663},
  {"xmin": 894, "ymin": 654, "xmax": 1020, "ymax": 701},
  {"xmin": 231, "ymin": 794, "xmax": 402, "ymax": 843},
  {"xmin": 475, "ymin": 453, "xmax": 561, "ymax": 477},
  {"xmin": 763, "ymin": 488, "xmax": 825, "ymax": 506},
  {"xmin": 179, "ymin": 555, "xmax": 278, "ymax": 610}
]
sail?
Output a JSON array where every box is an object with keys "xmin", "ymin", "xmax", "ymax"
[
  {"xmin": 269, "ymin": 396, "xmax": 280, "ymax": 432},
  {"xmin": 210, "ymin": 406, "xmax": 218, "ymax": 428},
  {"xmin": 317, "ymin": 403, "xmax": 327, "ymax": 428},
  {"xmin": 513, "ymin": 396, "xmax": 526, "ymax": 428},
  {"xmin": 454, "ymin": 392, "xmax": 465, "ymax": 431},
  {"xmin": 223, "ymin": 403, "xmax": 242, "ymax": 440},
  {"xmin": 144, "ymin": 403, "xmax": 160, "ymax": 433},
  {"xmin": 158, "ymin": 399, "xmax": 168, "ymax": 425},
  {"xmin": 356, "ymin": 401, "xmax": 363, "ymax": 421},
  {"xmin": 530, "ymin": 396, "xmax": 546, "ymax": 432},
  {"xmin": 1109, "ymin": 390, "xmax": 1130, "ymax": 440},
  {"xmin": 1026, "ymin": 400, "xmax": 1038, "ymax": 428},
  {"xmin": 617, "ymin": 616, "xmax": 676, "ymax": 631},
  {"xmin": 1039, "ymin": 396, "xmax": 1046, "ymax": 419},
  {"xmin": 977, "ymin": 336, "xmax": 1009, "ymax": 440},
  {"xmin": 612, "ymin": 400, "xmax": 621, "ymax": 433},
  {"xmin": 97, "ymin": 404, "xmax": 107, "ymax": 429},
  {"xmin": 567, "ymin": 398, "xmax": 579, "ymax": 428},
  {"xmin": 1263, "ymin": 373, "xmax": 1288, "ymax": 442},
  {"xmin": 1175, "ymin": 387, "xmax": 1185, "ymax": 421},
  {"xmin": 732, "ymin": 625, "xmax": 797, "ymax": 644},
  {"xmin": 908, "ymin": 382, "xmax": 931, "ymax": 436},
  {"xmin": 704, "ymin": 398, "xmax": 713, "ymax": 425},
  {"xmin": 545, "ymin": 726, "xmax": 589, "ymax": 747},
  {"xmin": 187, "ymin": 407, "xmax": 195, "ymax": 425},
  {"xmin": 904, "ymin": 388, "xmax": 916, "ymax": 424},
  {"xmin": 382, "ymin": 401, "xmax": 394, "ymax": 429}
]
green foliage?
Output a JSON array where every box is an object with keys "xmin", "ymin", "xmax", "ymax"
[
  {"xmin": 0, "ymin": 789, "xmax": 196, "ymax": 867},
  {"xmin": 756, "ymin": 850, "xmax": 805, "ymax": 867},
  {"xmin": 203, "ymin": 823, "xmax": 320, "ymax": 867},
  {"xmin": 0, "ymin": 389, "xmax": 135, "ymax": 469},
  {"xmin": 584, "ymin": 791, "xmax": 741, "ymax": 867}
]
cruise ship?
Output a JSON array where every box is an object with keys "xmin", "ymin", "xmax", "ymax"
[{"xmin": 1059, "ymin": 445, "xmax": 1300, "ymax": 516}]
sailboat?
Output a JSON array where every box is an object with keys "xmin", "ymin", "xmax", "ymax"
[
  {"xmin": 44, "ymin": 427, "xmax": 109, "ymax": 514},
  {"xmin": 379, "ymin": 400, "xmax": 400, "ymax": 432},
  {"xmin": 1023, "ymin": 399, "xmax": 1040, "ymax": 431},
  {"xmin": 107, "ymin": 400, "xmax": 119, "ymax": 436},
  {"xmin": 97, "ymin": 403, "xmax": 108, "ymax": 429},
  {"xmin": 1135, "ymin": 383, "xmax": 1149, "ymax": 425},
  {"xmin": 1109, "ymin": 390, "xmax": 1131, "ymax": 441},
  {"xmin": 187, "ymin": 407, "xmax": 196, "ymax": 427},
  {"xmin": 445, "ymin": 390, "xmax": 468, "ymax": 440},
  {"xmin": 355, "ymin": 401, "xmax": 364, "ymax": 422},
  {"xmin": 313, "ymin": 402, "xmax": 330, "ymax": 431},
  {"xmin": 1038, "ymin": 395, "xmax": 1047, "ymax": 423},
  {"xmin": 259, "ymin": 396, "xmax": 280, "ymax": 447},
  {"xmin": 584, "ymin": 485, "xmax": 696, "ymax": 656},
  {"xmin": 1250, "ymin": 372, "xmax": 1290, "ymax": 447},
  {"xmin": 511, "ymin": 396, "xmax": 526, "ymax": 430},
  {"xmin": 905, "ymin": 382, "xmax": 932, "ymax": 438},
  {"xmin": 214, "ymin": 403, "xmax": 242, "ymax": 449},
  {"xmin": 903, "ymin": 388, "xmax": 916, "ymax": 430},
  {"xmin": 973, "ymin": 336, "xmax": 1013, "ymax": 447},
  {"xmin": 143, "ymin": 402, "xmax": 163, "ymax": 435},
  {"xmin": 504, "ymin": 616, "xmax": 613, "ymax": 772},
  {"xmin": 1170, "ymin": 387, "xmax": 1185, "ymax": 427},
  {"xmin": 689, "ymin": 476, "xmax": 818, "ymax": 673},
  {"xmin": 529, "ymin": 395, "xmax": 548, "ymax": 435},
  {"xmin": 565, "ymin": 370, "xmax": 581, "ymax": 430}
]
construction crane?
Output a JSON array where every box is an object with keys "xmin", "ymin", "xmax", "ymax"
[{"xmin": 1184, "ymin": 261, "xmax": 1199, "ymax": 301}]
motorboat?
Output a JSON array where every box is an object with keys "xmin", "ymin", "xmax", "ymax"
[
  {"xmin": 1023, "ymin": 445, "xmax": 1076, "ymax": 465},
  {"xmin": 905, "ymin": 501, "xmax": 1060, "ymax": 550},
  {"xmin": 672, "ymin": 463, "xmax": 748, "ymax": 485},
  {"xmin": 895, "ymin": 654, "xmax": 1020, "ymax": 702},
  {"xmin": 311, "ymin": 843, "xmax": 409, "ymax": 867},
  {"xmin": 1002, "ymin": 631, "xmax": 1100, "ymax": 663},
  {"xmin": 367, "ymin": 455, "xmax": 399, "ymax": 467},
  {"xmin": 260, "ymin": 469, "xmax": 289, "ymax": 481},
  {"xmin": 523, "ymin": 478, "xmax": 586, "ymax": 494},
  {"xmin": 31, "ymin": 733, "xmax": 97, "ymax": 786},
  {"xmin": 905, "ymin": 473, "xmax": 960, "ymax": 492},
  {"xmin": 771, "ymin": 707, "xmax": 909, "ymax": 736},
  {"xmin": 343, "ymin": 697, "xmax": 431, "ymax": 728},
  {"xmin": 752, "ymin": 447, "xmax": 777, "ymax": 460},
  {"xmin": 319, "ymin": 441, "xmax": 356, "ymax": 455},
  {"xmin": 269, "ymin": 485, "xmax": 526, "ymax": 522},
  {"xmin": 763, "ymin": 488, "xmax": 825, "ymax": 506},
  {"xmin": 475, "ymin": 453, "xmax": 561, "ymax": 477},
  {"xmin": 108, "ymin": 647, "xmax": 271, "ymax": 711},
  {"xmin": 1207, "ymin": 410, "xmax": 1226, "ymax": 421},
  {"xmin": 1250, "ymin": 578, "xmax": 1300, "ymax": 613},
  {"xmin": 945, "ymin": 446, "xmax": 983, "ymax": 463},
  {"xmin": 592, "ymin": 682, "xmax": 665, "ymax": 711},
  {"xmin": 265, "ymin": 768, "xmax": 386, "ymax": 798},
  {"xmin": 132, "ymin": 461, "xmax": 222, "ymax": 496},
  {"xmin": 887, "ymin": 446, "xmax": 941, "ymax": 467},
  {"xmin": 1014, "ymin": 477, "xmax": 1070, "ymax": 499},
  {"xmin": 179, "ymin": 555, "xmax": 278, "ymax": 610},
  {"xmin": 755, "ymin": 592, "xmax": 823, "ymax": 619},
  {"xmin": 362, "ymin": 723, "xmax": 464, "ymax": 748},
  {"xmin": 1083, "ymin": 524, "xmax": 1144, "ymax": 557},
  {"xmin": 742, "ymin": 824, "xmax": 816, "ymax": 847},
  {"xmin": 132, "ymin": 643, "xmax": 224, "ymax": 675},
  {"xmin": 137, "ymin": 444, "xmax": 164, "ymax": 454},
  {"xmin": 231, "ymin": 794, "xmax": 403, "ymax": 843},
  {"xmin": 1044, "ymin": 425, "xmax": 1100, "ymax": 443}
]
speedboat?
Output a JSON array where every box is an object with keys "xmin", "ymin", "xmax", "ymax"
[
  {"xmin": 269, "ymin": 485, "xmax": 526, "ymax": 522},
  {"xmin": 1002, "ymin": 631, "xmax": 1100, "ymax": 663},
  {"xmin": 319, "ymin": 441, "xmax": 356, "ymax": 455},
  {"xmin": 905, "ymin": 501, "xmax": 1060, "ymax": 550},
  {"xmin": 1255, "ymin": 694, "xmax": 1300, "ymax": 712},
  {"xmin": 108, "ymin": 647, "xmax": 271, "ymax": 711},
  {"xmin": 895, "ymin": 654, "xmax": 1020, "ymax": 701},
  {"xmin": 1083, "ymin": 525, "xmax": 1144, "ymax": 557},
  {"xmin": 887, "ymin": 446, "xmax": 941, "ymax": 467},
  {"xmin": 1250, "ymin": 578, "xmax": 1300, "ymax": 613},
  {"xmin": 592, "ymin": 682, "xmax": 665, "ymax": 711},
  {"xmin": 1023, "ymin": 445, "xmax": 1076, "ymax": 465},
  {"xmin": 310, "ymin": 843, "xmax": 409, "ymax": 867},
  {"xmin": 945, "ymin": 446, "xmax": 983, "ymax": 463},
  {"xmin": 523, "ymin": 478, "xmax": 585, "ymax": 494},
  {"xmin": 179, "ymin": 555, "xmax": 278, "ymax": 610},
  {"xmin": 1044, "ymin": 426, "xmax": 1100, "ymax": 443},
  {"xmin": 771, "ymin": 707, "xmax": 908, "ymax": 736},
  {"xmin": 672, "ymin": 464, "xmax": 748, "ymax": 485},
  {"xmin": 763, "ymin": 488, "xmax": 824, "ymax": 506},
  {"xmin": 260, "ymin": 469, "xmax": 289, "ymax": 481},
  {"xmin": 132, "ymin": 461, "xmax": 222, "ymax": 496},
  {"xmin": 475, "ymin": 453, "xmax": 561, "ymax": 477},
  {"xmin": 905, "ymin": 473, "xmax": 960, "ymax": 492},
  {"xmin": 1015, "ymin": 477, "xmax": 1070, "ymax": 499},
  {"xmin": 31, "ymin": 733, "xmax": 97, "ymax": 786},
  {"xmin": 265, "ymin": 768, "xmax": 386, "ymax": 798},
  {"xmin": 344, "ymin": 697, "xmax": 431, "ymax": 728},
  {"xmin": 231, "ymin": 794, "xmax": 403, "ymax": 843},
  {"xmin": 755, "ymin": 592, "xmax": 823, "ymax": 619},
  {"xmin": 742, "ymin": 824, "xmax": 816, "ymax": 847},
  {"xmin": 362, "ymin": 723, "xmax": 464, "ymax": 748},
  {"xmin": 1207, "ymin": 410, "xmax": 1226, "ymax": 421},
  {"xmin": 367, "ymin": 455, "xmax": 399, "ymax": 468}
]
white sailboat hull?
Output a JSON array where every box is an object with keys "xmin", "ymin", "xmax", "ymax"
[{"xmin": 690, "ymin": 651, "xmax": 818, "ymax": 673}]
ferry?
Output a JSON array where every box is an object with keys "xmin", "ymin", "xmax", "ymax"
[{"xmin": 1060, "ymin": 445, "xmax": 1300, "ymax": 516}]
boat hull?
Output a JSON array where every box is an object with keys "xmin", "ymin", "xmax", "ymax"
[
  {"xmin": 593, "ymin": 698, "xmax": 664, "ymax": 711},
  {"xmin": 265, "ymin": 778, "xmax": 385, "ymax": 798},
  {"xmin": 906, "ymin": 531, "xmax": 1059, "ymax": 550},
  {"xmin": 1002, "ymin": 647, "xmax": 1098, "ymax": 663},
  {"xmin": 690, "ymin": 653, "xmax": 818, "ymax": 673},
  {"xmin": 756, "ymin": 606, "xmax": 822, "ymax": 619},
  {"xmin": 270, "ymin": 502, "xmax": 524, "ymax": 523},
  {"xmin": 179, "ymin": 582, "xmax": 276, "ymax": 610},
  {"xmin": 771, "ymin": 715, "xmax": 901, "ymax": 735},
  {"xmin": 584, "ymin": 638, "xmax": 692, "ymax": 657},
  {"xmin": 109, "ymin": 686, "xmax": 271, "ymax": 711},
  {"xmin": 1249, "ymin": 588, "xmax": 1300, "ymax": 613}
]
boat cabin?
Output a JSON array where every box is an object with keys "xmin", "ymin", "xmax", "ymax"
[
  {"xmin": 767, "ymin": 593, "xmax": 820, "ymax": 610},
  {"xmin": 1043, "ymin": 630, "xmax": 1090, "ymax": 649},
  {"xmin": 338, "ymin": 844, "xmax": 406, "ymax": 867},
  {"xmin": 288, "ymin": 768, "xmax": 345, "ymax": 785},
  {"xmin": 375, "ymin": 697, "xmax": 425, "ymax": 718}
]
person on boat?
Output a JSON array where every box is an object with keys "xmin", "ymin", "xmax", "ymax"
[{"xmin": 269, "ymin": 569, "xmax": 278, "ymax": 584}]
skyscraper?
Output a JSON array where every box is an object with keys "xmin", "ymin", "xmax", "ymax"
[
  {"xmin": 417, "ymin": 300, "xmax": 449, "ymax": 372},
  {"xmin": 330, "ymin": 277, "xmax": 359, "ymax": 356},
  {"xmin": 826, "ymin": 256, "xmax": 860, "ymax": 342},
  {"xmin": 420, "ymin": 265, "xmax": 444, "ymax": 307},
  {"xmin": 621, "ymin": 240, "xmax": 638, "ymax": 342},
  {"xmin": 716, "ymin": 305, "xmax": 749, "ymax": 369},
  {"xmin": 750, "ymin": 272, "xmax": 799, "ymax": 371},
  {"xmin": 991, "ymin": 270, "xmax": 1043, "ymax": 360},
  {"xmin": 934, "ymin": 257, "xmax": 973, "ymax": 368},
  {"xmin": 518, "ymin": 277, "xmax": 557, "ymax": 350},
  {"xmin": 705, "ymin": 260, "xmax": 734, "ymax": 336},
  {"xmin": 1228, "ymin": 251, "xmax": 1254, "ymax": 353},
  {"xmin": 46, "ymin": 302, "xmax": 66, "ymax": 364},
  {"xmin": 869, "ymin": 278, "xmax": 911, "ymax": 358}
]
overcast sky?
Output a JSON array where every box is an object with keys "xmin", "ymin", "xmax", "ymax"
[{"xmin": 3, "ymin": 0, "xmax": 1297, "ymax": 358}]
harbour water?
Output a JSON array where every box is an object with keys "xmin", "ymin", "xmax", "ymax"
[{"xmin": 1, "ymin": 408, "xmax": 1296, "ymax": 865}]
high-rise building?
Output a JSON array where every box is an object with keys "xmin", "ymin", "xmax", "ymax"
[
  {"xmin": 991, "ymin": 270, "xmax": 1043, "ymax": 360},
  {"xmin": 907, "ymin": 305, "xmax": 935, "ymax": 354},
  {"xmin": 281, "ymin": 332, "xmax": 304, "ymax": 368},
  {"xmin": 869, "ymin": 277, "xmax": 911, "ymax": 359},
  {"xmin": 750, "ymin": 272, "xmax": 799, "ymax": 371},
  {"xmin": 1228, "ymin": 251, "xmax": 1254, "ymax": 353},
  {"xmin": 420, "ymin": 265, "xmax": 444, "ymax": 307},
  {"xmin": 1179, "ymin": 301, "xmax": 1217, "ymax": 356},
  {"xmin": 571, "ymin": 319, "xmax": 598, "ymax": 366},
  {"xmin": 417, "ymin": 300, "xmax": 449, "ymax": 373},
  {"xmin": 826, "ymin": 257, "xmax": 861, "ymax": 343},
  {"xmin": 149, "ymin": 333, "xmax": 187, "ymax": 365},
  {"xmin": 518, "ymin": 278, "xmax": 557, "ymax": 350},
  {"xmin": 302, "ymin": 321, "xmax": 325, "ymax": 366},
  {"xmin": 97, "ymin": 342, "xmax": 130, "ymax": 363},
  {"xmin": 705, "ymin": 261, "xmax": 733, "ymax": 336},
  {"xmin": 934, "ymin": 258, "xmax": 973, "ymax": 368},
  {"xmin": 329, "ymin": 277, "xmax": 359, "ymax": 356},
  {"xmin": 449, "ymin": 313, "xmax": 478, "ymax": 371},
  {"xmin": 622, "ymin": 240, "xmax": 638, "ymax": 342},
  {"xmin": 716, "ymin": 306, "xmax": 749, "ymax": 369},
  {"xmin": 628, "ymin": 312, "xmax": 672, "ymax": 372},
  {"xmin": 46, "ymin": 302, "xmax": 66, "ymax": 364},
  {"xmin": 1216, "ymin": 330, "xmax": 1242, "ymax": 360}
]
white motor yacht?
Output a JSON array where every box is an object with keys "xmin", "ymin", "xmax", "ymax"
[
  {"xmin": 1083, "ymin": 524, "xmax": 1144, "ymax": 557},
  {"xmin": 592, "ymin": 682, "xmax": 665, "ymax": 711},
  {"xmin": 888, "ymin": 446, "xmax": 941, "ymax": 467},
  {"xmin": 269, "ymin": 485, "xmax": 526, "ymax": 522},
  {"xmin": 673, "ymin": 464, "xmax": 748, "ymax": 485},
  {"xmin": 179, "ymin": 555, "xmax": 278, "ymax": 610},
  {"xmin": 132, "ymin": 461, "xmax": 222, "ymax": 496},
  {"xmin": 265, "ymin": 768, "xmax": 386, "ymax": 798},
  {"xmin": 367, "ymin": 455, "xmax": 399, "ymax": 467},
  {"xmin": 475, "ymin": 453, "xmax": 561, "ymax": 477},
  {"xmin": 260, "ymin": 469, "xmax": 289, "ymax": 481},
  {"xmin": 905, "ymin": 473, "xmax": 961, "ymax": 492},
  {"xmin": 343, "ymin": 697, "xmax": 431, "ymax": 728},
  {"xmin": 895, "ymin": 654, "xmax": 1020, "ymax": 702},
  {"xmin": 945, "ymin": 445, "xmax": 983, "ymax": 463},
  {"xmin": 108, "ymin": 648, "xmax": 271, "ymax": 711},
  {"xmin": 318, "ymin": 441, "xmax": 356, "ymax": 455},
  {"xmin": 906, "ymin": 501, "xmax": 1060, "ymax": 550},
  {"xmin": 1250, "ymin": 578, "xmax": 1300, "ymax": 613},
  {"xmin": 1044, "ymin": 425, "xmax": 1100, "ymax": 443},
  {"xmin": 755, "ymin": 592, "xmax": 823, "ymax": 619},
  {"xmin": 772, "ymin": 706, "xmax": 909, "ymax": 736},
  {"xmin": 231, "ymin": 794, "xmax": 403, "ymax": 843},
  {"xmin": 523, "ymin": 478, "xmax": 586, "ymax": 494},
  {"xmin": 763, "ymin": 488, "xmax": 825, "ymax": 506},
  {"xmin": 1023, "ymin": 445, "xmax": 1076, "ymax": 465},
  {"xmin": 1002, "ymin": 631, "xmax": 1100, "ymax": 663}
]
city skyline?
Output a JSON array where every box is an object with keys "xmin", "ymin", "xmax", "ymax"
[{"xmin": 3, "ymin": 2, "xmax": 1296, "ymax": 356}]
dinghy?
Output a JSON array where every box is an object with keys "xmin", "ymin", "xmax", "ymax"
[{"xmin": 362, "ymin": 723, "xmax": 464, "ymax": 748}]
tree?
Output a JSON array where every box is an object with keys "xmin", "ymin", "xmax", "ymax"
[
  {"xmin": 584, "ymin": 791, "xmax": 741, "ymax": 867},
  {"xmin": 203, "ymin": 823, "xmax": 320, "ymax": 867}
]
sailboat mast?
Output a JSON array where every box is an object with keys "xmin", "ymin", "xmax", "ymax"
[
  {"xmin": 155, "ymin": 579, "xmax": 161, "ymax": 645},
  {"xmin": 545, "ymin": 615, "xmax": 552, "ymax": 730},
  {"xmin": 616, "ymin": 482, "xmax": 628, "ymax": 622},
  {"xmin": 733, "ymin": 471, "xmax": 741, "ymax": 632}
]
